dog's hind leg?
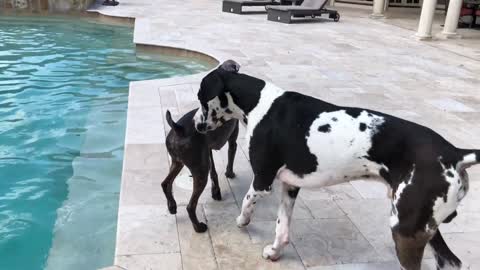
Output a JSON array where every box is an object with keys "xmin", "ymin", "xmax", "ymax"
[
  {"xmin": 429, "ymin": 229, "xmax": 462, "ymax": 270},
  {"xmin": 263, "ymin": 182, "xmax": 300, "ymax": 261},
  {"xmin": 209, "ymin": 150, "xmax": 222, "ymax": 201},
  {"xmin": 187, "ymin": 167, "xmax": 209, "ymax": 233},
  {"xmin": 161, "ymin": 159, "xmax": 184, "ymax": 215},
  {"xmin": 225, "ymin": 123, "xmax": 239, "ymax": 179}
]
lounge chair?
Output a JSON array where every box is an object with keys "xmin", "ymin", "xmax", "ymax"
[
  {"xmin": 266, "ymin": 0, "xmax": 339, "ymax": 23},
  {"xmin": 223, "ymin": 0, "xmax": 281, "ymax": 14}
]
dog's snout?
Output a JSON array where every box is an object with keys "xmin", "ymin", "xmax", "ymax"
[{"xmin": 196, "ymin": 122, "xmax": 207, "ymax": 133}]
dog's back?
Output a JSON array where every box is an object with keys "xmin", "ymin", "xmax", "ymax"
[{"xmin": 166, "ymin": 109, "xmax": 238, "ymax": 151}]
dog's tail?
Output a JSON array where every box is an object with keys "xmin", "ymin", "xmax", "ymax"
[
  {"xmin": 166, "ymin": 110, "xmax": 185, "ymax": 136},
  {"xmin": 456, "ymin": 149, "xmax": 480, "ymax": 170}
]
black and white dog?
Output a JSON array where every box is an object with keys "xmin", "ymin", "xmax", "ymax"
[{"xmin": 193, "ymin": 60, "xmax": 479, "ymax": 270}]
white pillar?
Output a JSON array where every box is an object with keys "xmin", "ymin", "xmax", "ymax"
[
  {"xmin": 442, "ymin": 0, "xmax": 462, "ymax": 37},
  {"xmin": 371, "ymin": 0, "xmax": 386, "ymax": 18},
  {"xmin": 416, "ymin": 0, "xmax": 438, "ymax": 39}
]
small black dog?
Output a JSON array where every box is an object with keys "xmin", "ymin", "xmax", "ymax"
[{"xmin": 161, "ymin": 108, "xmax": 239, "ymax": 233}]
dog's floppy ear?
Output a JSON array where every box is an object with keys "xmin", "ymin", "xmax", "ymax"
[{"xmin": 219, "ymin": 60, "xmax": 240, "ymax": 73}]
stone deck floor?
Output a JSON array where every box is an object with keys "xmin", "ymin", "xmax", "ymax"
[{"xmin": 91, "ymin": 0, "xmax": 480, "ymax": 269}]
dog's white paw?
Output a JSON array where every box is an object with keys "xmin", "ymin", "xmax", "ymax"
[
  {"xmin": 236, "ymin": 215, "xmax": 250, "ymax": 227},
  {"xmin": 262, "ymin": 244, "xmax": 281, "ymax": 261}
]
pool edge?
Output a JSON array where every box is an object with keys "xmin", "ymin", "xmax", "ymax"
[{"xmin": 85, "ymin": 7, "xmax": 221, "ymax": 270}]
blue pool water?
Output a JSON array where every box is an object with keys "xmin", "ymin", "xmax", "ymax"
[{"xmin": 0, "ymin": 16, "xmax": 210, "ymax": 270}]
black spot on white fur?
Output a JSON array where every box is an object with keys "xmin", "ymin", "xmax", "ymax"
[
  {"xmin": 359, "ymin": 123, "xmax": 367, "ymax": 132},
  {"xmin": 318, "ymin": 124, "xmax": 331, "ymax": 133}
]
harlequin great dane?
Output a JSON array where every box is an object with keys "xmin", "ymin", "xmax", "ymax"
[{"xmin": 193, "ymin": 60, "xmax": 479, "ymax": 270}]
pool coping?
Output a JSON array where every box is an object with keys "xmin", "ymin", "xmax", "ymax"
[{"xmin": 86, "ymin": 5, "xmax": 223, "ymax": 270}]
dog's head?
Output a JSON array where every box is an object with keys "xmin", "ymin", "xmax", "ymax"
[{"xmin": 194, "ymin": 60, "xmax": 242, "ymax": 133}]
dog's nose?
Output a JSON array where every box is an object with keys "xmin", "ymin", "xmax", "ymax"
[{"xmin": 196, "ymin": 122, "xmax": 207, "ymax": 133}]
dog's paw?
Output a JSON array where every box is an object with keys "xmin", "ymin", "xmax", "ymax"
[
  {"xmin": 193, "ymin": 222, "xmax": 208, "ymax": 233},
  {"xmin": 167, "ymin": 202, "xmax": 177, "ymax": 215},
  {"xmin": 236, "ymin": 215, "xmax": 250, "ymax": 227},
  {"xmin": 225, "ymin": 171, "xmax": 236, "ymax": 179},
  {"xmin": 212, "ymin": 189, "xmax": 222, "ymax": 201},
  {"xmin": 262, "ymin": 244, "xmax": 281, "ymax": 261}
]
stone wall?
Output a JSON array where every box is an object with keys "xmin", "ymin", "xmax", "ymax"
[{"xmin": 0, "ymin": 0, "xmax": 95, "ymax": 11}]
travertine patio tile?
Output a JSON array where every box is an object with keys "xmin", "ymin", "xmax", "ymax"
[
  {"xmin": 120, "ymin": 170, "xmax": 167, "ymax": 207},
  {"xmin": 128, "ymin": 81, "xmax": 161, "ymax": 108},
  {"xmin": 442, "ymin": 232, "xmax": 480, "ymax": 268},
  {"xmin": 125, "ymin": 107, "xmax": 165, "ymax": 144},
  {"xmin": 116, "ymin": 205, "xmax": 179, "ymax": 256},
  {"xmin": 299, "ymin": 183, "xmax": 363, "ymax": 201},
  {"xmin": 176, "ymin": 209, "xmax": 218, "ymax": 270},
  {"xmin": 123, "ymin": 144, "xmax": 168, "ymax": 171},
  {"xmin": 306, "ymin": 260, "xmax": 437, "ymax": 270},
  {"xmin": 427, "ymin": 98, "xmax": 476, "ymax": 113},
  {"xmin": 350, "ymin": 180, "xmax": 389, "ymax": 199},
  {"xmin": 116, "ymin": 253, "xmax": 182, "ymax": 270},
  {"xmin": 335, "ymin": 199, "xmax": 396, "ymax": 261},
  {"xmin": 98, "ymin": 266, "xmax": 126, "ymax": 270},
  {"xmin": 301, "ymin": 199, "xmax": 345, "ymax": 219},
  {"xmin": 158, "ymin": 87, "xmax": 179, "ymax": 114},
  {"xmin": 214, "ymin": 241, "xmax": 305, "ymax": 270},
  {"xmin": 203, "ymin": 202, "xmax": 251, "ymax": 246},
  {"xmin": 291, "ymin": 218, "xmax": 380, "ymax": 267}
]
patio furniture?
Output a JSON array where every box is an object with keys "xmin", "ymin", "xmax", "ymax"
[
  {"xmin": 468, "ymin": 0, "xmax": 480, "ymax": 27},
  {"xmin": 222, "ymin": 0, "xmax": 281, "ymax": 14},
  {"xmin": 475, "ymin": 8, "xmax": 480, "ymax": 26},
  {"xmin": 102, "ymin": 0, "xmax": 119, "ymax": 6},
  {"xmin": 461, "ymin": 1, "xmax": 480, "ymax": 28},
  {"xmin": 265, "ymin": 0, "xmax": 339, "ymax": 23}
]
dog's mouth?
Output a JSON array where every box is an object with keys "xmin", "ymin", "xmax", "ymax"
[{"xmin": 195, "ymin": 122, "xmax": 210, "ymax": 133}]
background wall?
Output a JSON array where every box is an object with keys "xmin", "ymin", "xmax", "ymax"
[{"xmin": 0, "ymin": 0, "xmax": 95, "ymax": 11}]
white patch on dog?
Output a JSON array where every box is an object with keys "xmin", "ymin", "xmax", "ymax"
[
  {"xmin": 429, "ymin": 163, "xmax": 465, "ymax": 231},
  {"xmin": 245, "ymin": 82, "xmax": 285, "ymax": 150},
  {"xmin": 276, "ymin": 110, "xmax": 386, "ymax": 188},
  {"xmin": 435, "ymin": 261, "xmax": 462, "ymax": 270},
  {"xmin": 225, "ymin": 92, "xmax": 245, "ymax": 119},
  {"xmin": 457, "ymin": 153, "xmax": 478, "ymax": 170},
  {"xmin": 390, "ymin": 166, "xmax": 415, "ymax": 228}
]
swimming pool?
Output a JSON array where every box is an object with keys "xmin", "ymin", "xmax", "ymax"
[{"xmin": 0, "ymin": 16, "xmax": 211, "ymax": 270}]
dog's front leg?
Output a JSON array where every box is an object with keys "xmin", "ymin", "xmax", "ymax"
[
  {"xmin": 263, "ymin": 182, "xmax": 299, "ymax": 261},
  {"xmin": 236, "ymin": 182, "xmax": 262, "ymax": 227},
  {"xmin": 225, "ymin": 123, "xmax": 239, "ymax": 179},
  {"xmin": 209, "ymin": 150, "xmax": 222, "ymax": 201},
  {"xmin": 236, "ymin": 177, "xmax": 272, "ymax": 227}
]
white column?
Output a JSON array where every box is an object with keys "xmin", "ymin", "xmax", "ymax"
[
  {"xmin": 442, "ymin": 0, "xmax": 463, "ymax": 37},
  {"xmin": 416, "ymin": 0, "xmax": 438, "ymax": 39},
  {"xmin": 371, "ymin": 0, "xmax": 386, "ymax": 18}
]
